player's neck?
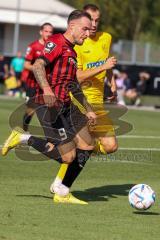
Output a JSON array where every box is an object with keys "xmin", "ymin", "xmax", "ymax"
[
  {"xmin": 63, "ymin": 32, "xmax": 74, "ymax": 45},
  {"xmin": 89, "ymin": 33, "xmax": 97, "ymax": 40},
  {"xmin": 39, "ymin": 38, "xmax": 45, "ymax": 45}
]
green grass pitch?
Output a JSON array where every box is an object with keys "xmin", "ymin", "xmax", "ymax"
[{"xmin": 0, "ymin": 98, "xmax": 160, "ymax": 240}]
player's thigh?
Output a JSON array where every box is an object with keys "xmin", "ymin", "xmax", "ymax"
[
  {"xmin": 74, "ymin": 125, "xmax": 95, "ymax": 150},
  {"xmin": 91, "ymin": 108, "xmax": 118, "ymax": 153},
  {"xmin": 90, "ymin": 108, "xmax": 115, "ymax": 138}
]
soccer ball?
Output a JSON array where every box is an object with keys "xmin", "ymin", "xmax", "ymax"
[{"xmin": 128, "ymin": 184, "xmax": 155, "ymax": 210}]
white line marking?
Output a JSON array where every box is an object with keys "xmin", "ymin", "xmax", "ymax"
[
  {"xmin": 119, "ymin": 147, "xmax": 160, "ymax": 151},
  {"xmin": 118, "ymin": 135, "xmax": 160, "ymax": 139},
  {"xmin": 0, "ymin": 145, "xmax": 159, "ymax": 152}
]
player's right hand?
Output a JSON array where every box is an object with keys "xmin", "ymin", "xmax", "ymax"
[
  {"xmin": 43, "ymin": 87, "xmax": 57, "ymax": 107},
  {"xmin": 103, "ymin": 56, "xmax": 117, "ymax": 70}
]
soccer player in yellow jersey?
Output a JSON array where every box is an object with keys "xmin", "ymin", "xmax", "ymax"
[
  {"xmin": 75, "ymin": 26, "xmax": 112, "ymax": 105},
  {"xmin": 50, "ymin": 4, "xmax": 118, "ymax": 203}
]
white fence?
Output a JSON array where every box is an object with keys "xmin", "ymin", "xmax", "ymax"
[{"xmin": 112, "ymin": 40, "xmax": 160, "ymax": 66}]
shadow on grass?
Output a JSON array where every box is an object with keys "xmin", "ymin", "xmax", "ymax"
[
  {"xmin": 72, "ymin": 183, "xmax": 134, "ymax": 202},
  {"xmin": 16, "ymin": 183, "xmax": 134, "ymax": 202},
  {"xmin": 133, "ymin": 211, "xmax": 160, "ymax": 216}
]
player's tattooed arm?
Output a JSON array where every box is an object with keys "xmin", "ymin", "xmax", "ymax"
[
  {"xmin": 33, "ymin": 58, "xmax": 56, "ymax": 107},
  {"xmin": 33, "ymin": 58, "xmax": 49, "ymax": 89}
]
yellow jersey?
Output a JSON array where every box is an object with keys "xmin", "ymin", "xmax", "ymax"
[{"xmin": 74, "ymin": 32, "xmax": 112, "ymax": 105}]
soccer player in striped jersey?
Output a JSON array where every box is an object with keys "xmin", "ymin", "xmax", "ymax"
[
  {"xmin": 51, "ymin": 4, "xmax": 118, "ymax": 203},
  {"xmin": 22, "ymin": 23, "xmax": 54, "ymax": 131}
]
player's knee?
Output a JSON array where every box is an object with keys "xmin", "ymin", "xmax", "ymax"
[
  {"xmin": 61, "ymin": 149, "xmax": 76, "ymax": 164},
  {"xmin": 101, "ymin": 138, "xmax": 118, "ymax": 154},
  {"xmin": 88, "ymin": 138, "xmax": 95, "ymax": 150},
  {"xmin": 105, "ymin": 141, "xmax": 118, "ymax": 153},
  {"xmin": 109, "ymin": 141, "xmax": 118, "ymax": 153},
  {"xmin": 77, "ymin": 143, "xmax": 95, "ymax": 151},
  {"xmin": 77, "ymin": 138, "xmax": 95, "ymax": 151},
  {"xmin": 85, "ymin": 144, "xmax": 95, "ymax": 151}
]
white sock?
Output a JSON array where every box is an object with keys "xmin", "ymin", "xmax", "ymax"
[
  {"xmin": 53, "ymin": 177, "xmax": 62, "ymax": 186},
  {"xmin": 54, "ymin": 183, "xmax": 69, "ymax": 197},
  {"xmin": 50, "ymin": 177, "xmax": 62, "ymax": 193},
  {"xmin": 20, "ymin": 134, "xmax": 31, "ymax": 144}
]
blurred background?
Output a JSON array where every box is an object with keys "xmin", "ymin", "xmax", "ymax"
[{"xmin": 0, "ymin": 0, "xmax": 160, "ymax": 105}]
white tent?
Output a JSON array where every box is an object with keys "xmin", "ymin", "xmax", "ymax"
[
  {"xmin": 0, "ymin": 0, "xmax": 74, "ymax": 55},
  {"xmin": 0, "ymin": 0, "xmax": 74, "ymax": 28}
]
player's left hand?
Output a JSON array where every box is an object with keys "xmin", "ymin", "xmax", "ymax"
[{"xmin": 86, "ymin": 111, "xmax": 97, "ymax": 126}]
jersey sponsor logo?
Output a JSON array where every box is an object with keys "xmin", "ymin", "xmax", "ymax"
[
  {"xmin": 44, "ymin": 42, "xmax": 56, "ymax": 53},
  {"xmin": 87, "ymin": 60, "xmax": 106, "ymax": 68}
]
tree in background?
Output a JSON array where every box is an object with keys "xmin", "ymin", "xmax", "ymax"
[{"xmin": 61, "ymin": 0, "xmax": 160, "ymax": 43}]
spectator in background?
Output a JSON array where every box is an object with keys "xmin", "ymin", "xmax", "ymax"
[
  {"xmin": 112, "ymin": 69, "xmax": 125, "ymax": 105},
  {"xmin": 0, "ymin": 53, "xmax": 9, "ymax": 94},
  {"xmin": 106, "ymin": 69, "xmax": 150, "ymax": 106},
  {"xmin": 123, "ymin": 71, "xmax": 138, "ymax": 104},
  {"xmin": 10, "ymin": 51, "xmax": 25, "ymax": 88},
  {"xmin": 4, "ymin": 74, "xmax": 19, "ymax": 97},
  {"xmin": 136, "ymin": 71, "xmax": 150, "ymax": 94},
  {"xmin": 134, "ymin": 71, "xmax": 150, "ymax": 106}
]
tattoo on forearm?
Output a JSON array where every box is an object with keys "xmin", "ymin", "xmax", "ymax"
[{"xmin": 33, "ymin": 60, "xmax": 49, "ymax": 89}]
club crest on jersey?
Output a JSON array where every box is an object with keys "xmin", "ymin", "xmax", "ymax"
[
  {"xmin": 26, "ymin": 47, "xmax": 31, "ymax": 55},
  {"xmin": 44, "ymin": 42, "xmax": 56, "ymax": 53}
]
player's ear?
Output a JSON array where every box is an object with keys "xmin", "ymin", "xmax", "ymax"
[{"xmin": 68, "ymin": 21, "xmax": 76, "ymax": 31}]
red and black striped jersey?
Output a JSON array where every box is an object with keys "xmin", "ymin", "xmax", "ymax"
[
  {"xmin": 24, "ymin": 40, "xmax": 44, "ymax": 88},
  {"xmin": 36, "ymin": 33, "xmax": 78, "ymax": 104}
]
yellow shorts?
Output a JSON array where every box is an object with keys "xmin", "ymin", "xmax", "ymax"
[
  {"xmin": 89, "ymin": 107, "xmax": 115, "ymax": 138},
  {"xmin": 70, "ymin": 92, "xmax": 115, "ymax": 138}
]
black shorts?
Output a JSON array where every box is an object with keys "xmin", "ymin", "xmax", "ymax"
[
  {"xmin": 25, "ymin": 87, "xmax": 37, "ymax": 108},
  {"xmin": 26, "ymin": 87, "xmax": 36, "ymax": 98},
  {"xmin": 35, "ymin": 103, "xmax": 88, "ymax": 145}
]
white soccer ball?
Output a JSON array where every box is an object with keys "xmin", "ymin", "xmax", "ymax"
[{"xmin": 128, "ymin": 184, "xmax": 155, "ymax": 210}]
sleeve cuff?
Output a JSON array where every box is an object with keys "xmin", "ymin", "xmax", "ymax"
[{"xmin": 37, "ymin": 56, "xmax": 50, "ymax": 65}]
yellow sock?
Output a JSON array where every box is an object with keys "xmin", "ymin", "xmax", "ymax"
[
  {"xmin": 93, "ymin": 139, "xmax": 107, "ymax": 155},
  {"xmin": 57, "ymin": 163, "xmax": 69, "ymax": 180},
  {"xmin": 99, "ymin": 143, "xmax": 106, "ymax": 154}
]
